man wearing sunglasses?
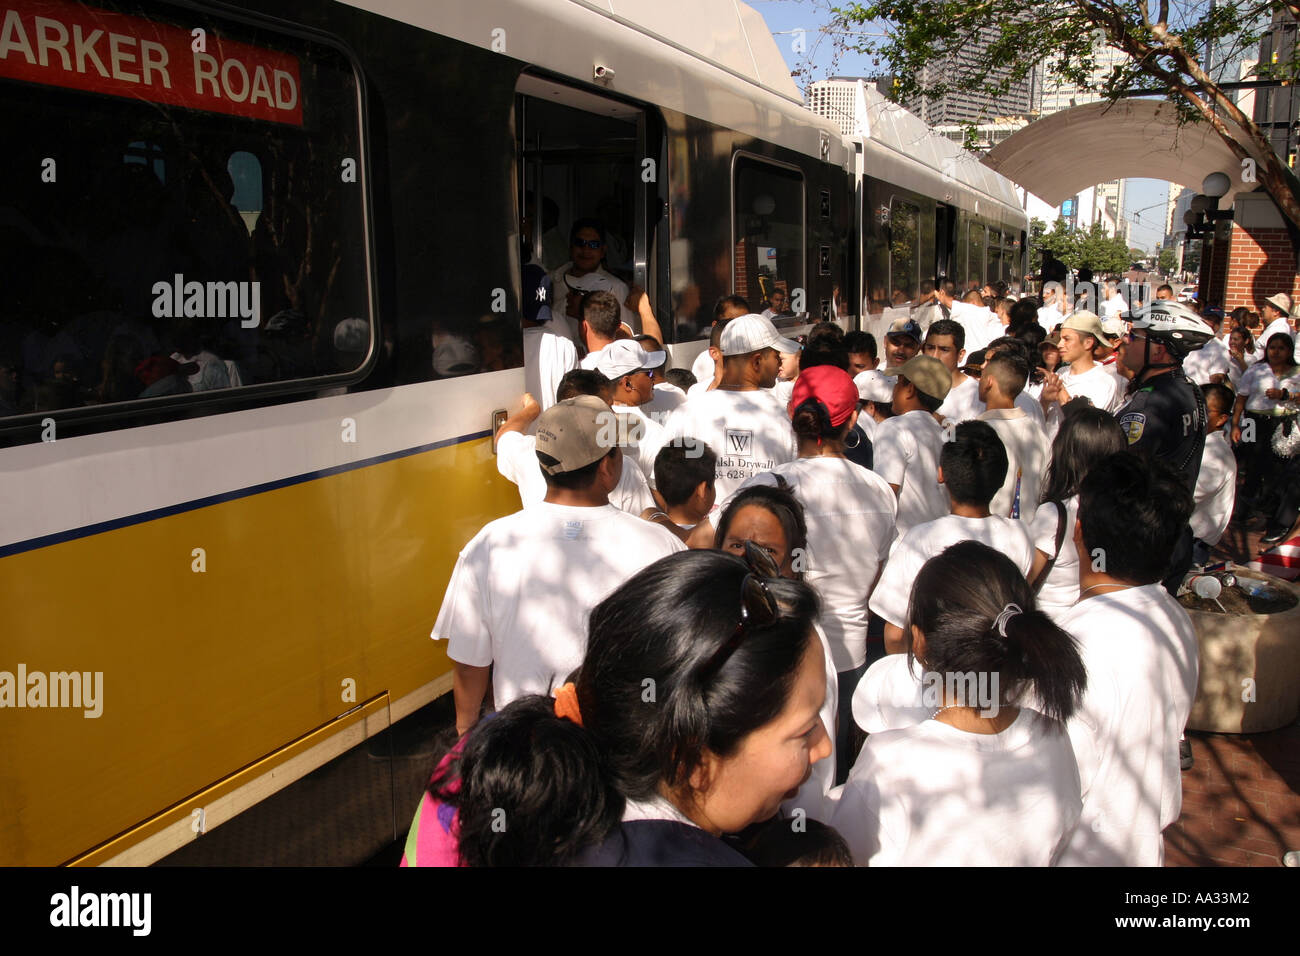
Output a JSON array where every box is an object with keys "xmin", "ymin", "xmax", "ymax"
[{"xmin": 550, "ymin": 217, "xmax": 637, "ymax": 341}]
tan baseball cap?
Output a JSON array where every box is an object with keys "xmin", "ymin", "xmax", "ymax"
[
  {"xmin": 883, "ymin": 354, "xmax": 952, "ymax": 401},
  {"xmin": 534, "ymin": 395, "xmax": 614, "ymax": 475},
  {"xmin": 1061, "ymin": 310, "xmax": 1117, "ymax": 346}
]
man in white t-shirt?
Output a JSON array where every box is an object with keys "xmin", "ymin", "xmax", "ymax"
[
  {"xmin": 978, "ymin": 351, "xmax": 1048, "ymax": 522},
  {"xmin": 1037, "ymin": 286, "xmax": 1067, "ymax": 333},
  {"xmin": 550, "ymin": 219, "xmax": 637, "ymax": 342},
  {"xmin": 576, "ymin": 291, "xmax": 624, "ymax": 370},
  {"xmin": 1259, "ymin": 292, "xmax": 1296, "ymax": 347},
  {"xmin": 1100, "ymin": 280, "xmax": 1128, "ymax": 320},
  {"xmin": 925, "ymin": 319, "xmax": 982, "ymax": 424},
  {"xmin": 1056, "ymin": 452, "xmax": 1198, "ymax": 867},
  {"xmin": 871, "ymin": 420, "xmax": 1034, "ymax": 652},
  {"xmin": 871, "ymin": 354, "xmax": 952, "ymax": 536},
  {"xmin": 760, "ymin": 289, "xmax": 789, "ymax": 321},
  {"xmin": 689, "ymin": 295, "xmax": 750, "ymax": 388},
  {"xmin": 937, "ymin": 283, "xmax": 998, "ymax": 354},
  {"xmin": 1042, "ymin": 311, "xmax": 1120, "ymax": 435},
  {"xmin": 663, "ymin": 314, "xmax": 800, "ymax": 500},
  {"xmin": 1181, "ymin": 310, "xmax": 1230, "ymax": 386},
  {"xmin": 435, "ymin": 394, "xmax": 683, "ymax": 736},
  {"xmin": 1190, "ymin": 384, "xmax": 1237, "ymax": 565},
  {"xmin": 520, "ymin": 264, "xmax": 578, "ymax": 411},
  {"xmin": 595, "ymin": 339, "xmax": 670, "ymax": 479}
]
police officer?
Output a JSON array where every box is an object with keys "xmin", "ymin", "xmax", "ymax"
[{"xmin": 1114, "ymin": 300, "xmax": 1214, "ymax": 773}]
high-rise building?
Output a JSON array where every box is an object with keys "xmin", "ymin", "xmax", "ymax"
[
  {"xmin": 806, "ymin": 76, "xmax": 895, "ymax": 136},
  {"xmin": 1253, "ymin": 10, "xmax": 1300, "ymax": 168},
  {"xmin": 900, "ymin": 27, "xmax": 1039, "ymax": 126}
]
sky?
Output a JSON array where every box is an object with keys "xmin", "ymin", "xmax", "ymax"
[{"xmin": 747, "ymin": 0, "xmax": 1170, "ymax": 251}]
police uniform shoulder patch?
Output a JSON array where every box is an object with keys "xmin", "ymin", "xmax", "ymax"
[{"xmin": 1119, "ymin": 412, "xmax": 1145, "ymax": 444}]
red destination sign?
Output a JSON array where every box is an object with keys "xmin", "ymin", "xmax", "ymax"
[{"xmin": 0, "ymin": 0, "xmax": 303, "ymax": 125}]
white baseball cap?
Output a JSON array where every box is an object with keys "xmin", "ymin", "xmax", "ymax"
[
  {"xmin": 564, "ymin": 271, "xmax": 617, "ymax": 295},
  {"xmin": 854, "ymin": 369, "xmax": 896, "ymax": 403},
  {"xmin": 595, "ymin": 339, "xmax": 666, "ymax": 380},
  {"xmin": 719, "ymin": 314, "xmax": 802, "ymax": 357}
]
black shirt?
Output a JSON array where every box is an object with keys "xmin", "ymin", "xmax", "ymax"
[{"xmin": 1114, "ymin": 370, "xmax": 1206, "ymax": 491}]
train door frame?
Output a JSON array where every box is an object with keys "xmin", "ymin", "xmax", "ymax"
[
  {"xmin": 935, "ymin": 202, "xmax": 957, "ymax": 286},
  {"xmin": 515, "ymin": 73, "xmax": 655, "ymax": 310}
]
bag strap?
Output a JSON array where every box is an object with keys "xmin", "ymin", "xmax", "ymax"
[{"xmin": 1031, "ymin": 501, "xmax": 1067, "ymax": 595}]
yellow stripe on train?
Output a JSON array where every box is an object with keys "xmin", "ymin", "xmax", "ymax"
[{"xmin": 0, "ymin": 436, "xmax": 516, "ymax": 866}]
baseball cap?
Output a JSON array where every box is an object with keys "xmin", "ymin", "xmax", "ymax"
[
  {"xmin": 883, "ymin": 354, "xmax": 952, "ymax": 401},
  {"xmin": 720, "ymin": 314, "xmax": 802, "ymax": 357},
  {"xmin": 789, "ymin": 365, "xmax": 859, "ymax": 426},
  {"xmin": 885, "ymin": 318, "xmax": 923, "ymax": 342},
  {"xmin": 854, "ymin": 369, "xmax": 897, "ymax": 403},
  {"xmin": 1061, "ymin": 310, "xmax": 1117, "ymax": 346},
  {"xmin": 1100, "ymin": 316, "xmax": 1126, "ymax": 342},
  {"xmin": 534, "ymin": 395, "xmax": 614, "ymax": 475},
  {"xmin": 595, "ymin": 339, "xmax": 666, "ymax": 380},
  {"xmin": 1266, "ymin": 293, "xmax": 1292, "ymax": 314}
]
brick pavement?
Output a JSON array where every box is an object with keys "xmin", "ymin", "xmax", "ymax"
[{"xmin": 1163, "ymin": 497, "xmax": 1300, "ymax": 867}]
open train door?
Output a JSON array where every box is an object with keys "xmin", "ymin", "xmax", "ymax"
[{"xmin": 935, "ymin": 201, "xmax": 957, "ymax": 286}]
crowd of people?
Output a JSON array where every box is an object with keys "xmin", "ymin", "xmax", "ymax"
[{"xmin": 406, "ymin": 234, "xmax": 1299, "ymax": 866}]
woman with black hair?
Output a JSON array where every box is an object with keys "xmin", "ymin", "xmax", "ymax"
[
  {"xmin": 402, "ymin": 548, "xmax": 831, "ymax": 866},
  {"xmin": 825, "ymin": 541, "xmax": 1086, "ymax": 866},
  {"xmin": 1027, "ymin": 407, "xmax": 1128, "ymax": 619},
  {"xmin": 711, "ymin": 366, "xmax": 898, "ymax": 785}
]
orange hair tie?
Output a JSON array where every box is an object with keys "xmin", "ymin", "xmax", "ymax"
[{"xmin": 553, "ymin": 682, "xmax": 583, "ymax": 726}]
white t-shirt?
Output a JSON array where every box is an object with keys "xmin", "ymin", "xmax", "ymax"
[
  {"xmin": 1181, "ymin": 336, "xmax": 1230, "ymax": 386},
  {"xmin": 949, "ymin": 300, "xmax": 998, "ymax": 354},
  {"xmin": 1191, "ymin": 430, "xmax": 1237, "ymax": 545},
  {"xmin": 1057, "ymin": 362, "xmax": 1120, "ymax": 413},
  {"xmin": 1028, "ymin": 496, "xmax": 1080, "ymax": 620},
  {"xmin": 612, "ymin": 404, "xmax": 670, "ymax": 480},
  {"xmin": 522, "ymin": 326, "xmax": 578, "ymax": 410},
  {"xmin": 1260, "ymin": 315, "xmax": 1296, "ymax": 348},
  {"xmin": 823, "ymin": 709, "xmax": 1082, "ymax": 866},
  {"xmin": 783, "ymin": 621, "xmax": 840, "ymax": 814},
  {"xmin": 870, "ymin": 410, "xmax": 949, "ymax": 536},
  {"xmin": 1238, "ymin": 361, "xmax": 1300, "ymax": 415},
  {"xmin": 432, "ymin": 502, "xmax": 684, "ymax": 709},
  {"xmin": 1037, "ymin": 304, "xmax": 1064, "ymax": 333},
  {"xmin": 1055, "ymin": 585, "xmax": 1199, "ymax": 867},
  {"xmin": 663, "ymin": 387, "xmax": 797, "ymax": 500},
  {"xmin": 979, "ymin": 408, "xmax": 1049, "ymax": 522},
  {"xmin": 1100, "ymin": 294, "xmax": 1127, "ymax": 319},
  {"xmin": 495, "ymin": 430, "xmax": 654, "ymax": 516},
  {"xmin": 550, "ymin": 264, "xmax": 636, "ymax": 337},
  {"xmin": 851, "ymin": 652, "xmax": 930, "ymax": 734},
  {"xmin": 869, "ymin": 514, "xmax": 1035, "ymax": 628},
  {"xmin": 646, "ymin": 383, "xmax": 687, "ymax": 419},
  {"xmin": 727, "ymin": 458, "xmax": 898, "ymax": 671},
  {"xmin": 690, "ymin": 348, "xmax": 716, "ymax": 387},
  {"xmin": 936, "ymin": 375, "xmax": 982, "ymax": 424}
]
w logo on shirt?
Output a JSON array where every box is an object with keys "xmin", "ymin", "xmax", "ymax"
[{"xmin": 726, "ymin": 429, "xmax": 753, "ymax": 455}]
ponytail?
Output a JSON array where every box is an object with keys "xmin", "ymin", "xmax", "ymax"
[
  {"xmin": 431, "ymin": 696, "xmax": 622, "ymax": 866},
  {"xmin": 907, "ymin": 541, "xmax": 1087, "ymax": 725},
  {"xmin": 791, "ymin": 397, "xmax": 841, "ymax": 443},
  {"xmin": 998, "ymin": 610, "xmax": 1086, "ymax": 724}
]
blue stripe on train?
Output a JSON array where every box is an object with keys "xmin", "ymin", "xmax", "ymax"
[{"xmin": 0, "ymin": 429, "xmax": 492, "ymax": 560}]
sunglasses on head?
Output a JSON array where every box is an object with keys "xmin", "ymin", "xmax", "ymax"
[
  {"xmin": 699, "ymin": 541, "xmax": 781, "ymax": 682},
  {"xmin": 572, "ymin": 238, "xmax": 603, "ymax": 250}
]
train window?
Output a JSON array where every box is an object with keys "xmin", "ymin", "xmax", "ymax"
[
  {"xmin": 889, "ymin": 200, "xmax": 919, "ymax": 306},
  {"xmin": 0, "ymin": 1, "xmax": 370, "ymax": 422},
  {"xmin": 733, "ymin": 155, "xmax": 804, "ymax": 321},
  {"xmin": 986, "ymin": 230, "xmax": 1001, "ymax": 286},
  {"xmin": 967, "ymin": 223, "xmax": 986, "ymax": 292}
]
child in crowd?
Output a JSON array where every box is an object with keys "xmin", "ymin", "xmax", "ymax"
[
  {"xmin": 1027, "ymin": 407, "xmax": 1128, "ymax": 621},
  {"xmin": 1191, "ymin": 384, "xmax": 1237, "ymax": 566},
  {"xmin": 641, "ymin": 441, "xmax": 717, "ymax": 542},
  {"xmin": 739, "ymin": 817, "xmax": 853, "ymax": 867},
  {"xmin": 870, "ymin": 420, "xmax": 1035, "ymax": 653},
  {"xmin": 825, "ymin": 541, "xmax": 1086, "ymax": 866}
]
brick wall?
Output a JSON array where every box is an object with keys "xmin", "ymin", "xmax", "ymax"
[{"xmin": 1222, "ymin": 222, "xmax": 1300, "ymax": 312}]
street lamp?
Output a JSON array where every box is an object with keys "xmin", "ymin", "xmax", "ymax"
[{"xmin": 1202, "ymin": 172, "xmax": 1231, "ymax": 199}]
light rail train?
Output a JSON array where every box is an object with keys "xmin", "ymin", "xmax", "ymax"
[{"xmin": 0, "ymin": 0, "xmax": 1026, "ymax": 865}]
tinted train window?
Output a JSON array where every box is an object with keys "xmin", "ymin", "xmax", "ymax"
[
  {"xmin": 889, "ymin": 200, "xmax": 919, "ymax": 306},
  {"xmin": 967, "ymin": 223, "xmax": 986, "ymax": 292},
  {"xmin": 0, "ymin": 1, "xmax": 369, "ymax": 420},
  {"xmin": 734, "ymin": 156, "xmax": 804, "ymax": 322}
]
